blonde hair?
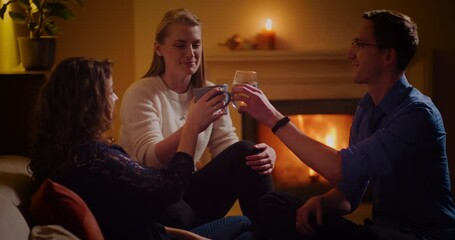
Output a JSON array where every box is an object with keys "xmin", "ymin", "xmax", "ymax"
[{"xmin": 143, "ymin": 8, "xmax": 206, "ymax": 88}]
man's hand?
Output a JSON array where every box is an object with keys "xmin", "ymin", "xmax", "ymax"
[
  {"xmin": 245, "ymin": 143, "xmax": 276, "ymax": 175},
  {"xmin": 295, "ymin": 195, "xmax": 324, "ymax": 236}
]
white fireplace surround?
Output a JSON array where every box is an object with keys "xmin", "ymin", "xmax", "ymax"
[{"xmin": 205, "ymin": 50, "xmax": 432, "ymax": 137}]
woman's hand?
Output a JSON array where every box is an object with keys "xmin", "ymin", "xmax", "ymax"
[
  {"xmin": 186, "ymin": 87, "xmax": 226, "ymax": 133},
  {"xmin": 245, "ymin": 143, "xmax": 276, "ymax": 175},
  {"xmin": 178, "ymin": 87, "xmax": 227, "ymax": 157}
]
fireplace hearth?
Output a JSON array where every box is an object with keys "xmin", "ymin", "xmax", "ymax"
[{"xmin": 243, "ymin": 99, "xmax": 358, "ymax": 188}]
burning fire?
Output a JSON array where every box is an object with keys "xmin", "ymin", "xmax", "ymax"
[{"xmin": 258, "ymin": 114, "xmax": 352, "ymax": 188}]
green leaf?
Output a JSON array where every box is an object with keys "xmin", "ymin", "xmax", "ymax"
[
  {"xmin": 46, "ymin": 2, "xmax": 75, "ymax": 20},
  {"xmin": 45, "ymin": 21, "xmax": 59, "ymax": 36},
  {"xmin": 17, "ymin": 0, "xmax": 31, "ymax": 11},
  {"xmin": 28, "ymin": 22, "xmax": 37, "ymax": 33},
  {"xmin": 8, "ymin": 11, "xmax": 26, "ymax": 24},
  {"xmin": 30, "ymin": 0, "xmax": 40, "ymax": 10},
  {"xmin": 1, "ymin": 0, "xmax": 82, "ymax": 36},
  {"xmin": 0, "ymin": 5, "xmax": 7, "ymax": 19},
  {"xmin": 1, "ymin": 1, "xmax": 18, "ymax": 19}
]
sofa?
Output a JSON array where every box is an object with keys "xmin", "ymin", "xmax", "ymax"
[
  {"xmin": 0, "ymin": 155, "xmax": 33, "ymax": 239},
  {"xmin": 0, "ymin": 155, "xmax": 222, "ymax": 240},
  {"xmin": 0, "ymin": 155, "xmax": 91, "ymax": 240}
]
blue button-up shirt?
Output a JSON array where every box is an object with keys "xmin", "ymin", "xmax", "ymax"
[{"xmin": 339, "ymin": 76, "xmax": 455, "ymax": 230}]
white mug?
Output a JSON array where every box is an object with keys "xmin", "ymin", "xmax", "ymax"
[{"xmin": 194, "ymin": 84, "xmax": 231, "ymax": 114}]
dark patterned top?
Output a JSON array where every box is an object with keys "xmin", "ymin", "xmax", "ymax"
[{"xmin": 52, "ymin": 140, "xmax": 195, "ymax": 240}]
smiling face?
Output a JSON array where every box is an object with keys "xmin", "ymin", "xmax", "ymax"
[
  {"xmin": 155, "ymin": 23, "xmax": 202, "ymax": 80},
  {"xmin": 346, "ymin": 20, "xmax": 388, "ymax": 85}
]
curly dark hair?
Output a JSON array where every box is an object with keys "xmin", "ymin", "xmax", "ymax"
[{"xmin": 29, "ymin": 57, "xmax": 114, "ymax": 186}]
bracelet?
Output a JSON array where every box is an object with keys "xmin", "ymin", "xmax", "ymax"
[{"xmin": 271, "ymin": 116, "xmax": 290, "ymax": 134}]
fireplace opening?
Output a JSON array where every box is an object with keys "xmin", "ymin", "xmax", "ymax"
[{"xmin": 242, "ymin": 99, "xmax": 359, "ymax": 193}]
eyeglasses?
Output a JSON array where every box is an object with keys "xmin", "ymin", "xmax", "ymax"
[{"xmin": 351, "ymin": 40, "xmax": 387, "ymax": 50}]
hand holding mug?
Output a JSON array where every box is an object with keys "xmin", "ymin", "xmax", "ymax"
[
  {"xmin": 194, "ymin": 84, "xmax": 231, "ymax": 115},
  {"xmin": 188, "ymin": 86, "xmax": 229, "ymax": 132}
]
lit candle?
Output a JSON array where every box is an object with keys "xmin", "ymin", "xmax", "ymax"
[
  {"xmin": 266, "ymin": 18, "xmax": 273, "ymax": 31},
  {"xmin": 256, "ymin": 18, "xmax": 276, "ymax": 50}
]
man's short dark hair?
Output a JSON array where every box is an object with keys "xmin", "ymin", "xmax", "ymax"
[{"xmin": 363, "ymin": 10, "xmax": 419, "ymax": 71}]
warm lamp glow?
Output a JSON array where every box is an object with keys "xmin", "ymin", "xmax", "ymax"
[
  {"xmin": 265, "ymin": 18, "xmax": 272, "ymax": 31},
  {"xmin": 0, "ymin": 3, "xmax": 21, "ymax": 71}
]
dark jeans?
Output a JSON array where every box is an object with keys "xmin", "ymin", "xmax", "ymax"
[
  {"xmin": 191, "ymin": 216, "xmax": 254, "ymax": 240},
  {"xmin": 157, "ymin": 140, "xmax": 274, "ymax": 230},
  {"xmin": 142, "ymin": 217, "xmax": 254, "ymax": 240},
  {"xmin": 255, "ymin": 191, "xmax": 433, "ymax": 240}
]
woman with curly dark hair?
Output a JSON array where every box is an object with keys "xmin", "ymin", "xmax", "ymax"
[
  {"xmin": 30, "ymin": 57, "xmax": 115, "ymax": 187},
  {"xmin": 29, "ymin": 57, "xmax": 254, "ymax": 240}
]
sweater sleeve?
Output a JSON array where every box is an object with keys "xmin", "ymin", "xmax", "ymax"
[
  {"xmin": 119, "ymin": 78, "xmax": 165, "ymax": 168},
  {"xmin": 206, "ymin": 111, "xmax": 239, "ymax": 158},
  {"xmin": 119, "ymin": 77, "xmax": 195, "ymax": 169}
]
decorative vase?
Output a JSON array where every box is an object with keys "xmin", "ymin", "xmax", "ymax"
[{"xmin": 17, "ymin": 36, "xmax": 56, "ymax": 71}]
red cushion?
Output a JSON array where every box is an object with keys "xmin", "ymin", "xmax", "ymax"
[{"xmin": 30, "ymin": 178, "xmax": 104, "ymax": 240}]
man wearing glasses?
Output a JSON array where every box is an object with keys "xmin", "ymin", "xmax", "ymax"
[{"xmin": 232, "ymin": 9, "xmax": 455, "ymax": 239}]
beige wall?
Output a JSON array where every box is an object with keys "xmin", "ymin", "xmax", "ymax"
[
  {"xmin": 133, "ymin": 0, "xmax": 452, "ymax": 78},
  {"xmin": 2, "ymin": 1, "xmax": 453, "ymax": 173},
  {"xmin": 54, "ymin": 0, "xmax": 135, "ymax": 140},
  {"xmin": 131, "ymin": 0, "xmax": 452, "ymax": 128}
]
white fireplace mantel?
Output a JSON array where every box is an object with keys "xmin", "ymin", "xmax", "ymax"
[
  {"xmin": 205, "ymin": 50, "xmax": 366, "ymax": 138},
  {"xmin": 205, "ymin": 50, "xmax": 431, "ymax": 139},
  {"xmin": 205, "ymin": 50, "xmax": 367, "ymax": 102}
]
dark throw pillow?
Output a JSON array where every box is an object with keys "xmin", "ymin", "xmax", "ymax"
[{"xmin": 30, "ymin": 178, "xmax": 104, "ymax": 240}]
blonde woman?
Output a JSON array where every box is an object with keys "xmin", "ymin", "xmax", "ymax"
[{"xmin": 119, "ymin": 8, "xmax": 275, "ymax": 232}]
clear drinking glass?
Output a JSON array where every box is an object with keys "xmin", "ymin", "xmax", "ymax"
[{"xmin": 231, "ymin": 70, "xmax": 258, "ymax": 110}]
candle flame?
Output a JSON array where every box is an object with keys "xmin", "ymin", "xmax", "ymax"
[{"xmin": 266, "ymin": 18, "xmax": 272, "ymax": 31}]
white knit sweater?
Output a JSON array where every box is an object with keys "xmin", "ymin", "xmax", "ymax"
[{"xmin": 118, "ymin": 76, "xmax": 239, "ymax": 168}]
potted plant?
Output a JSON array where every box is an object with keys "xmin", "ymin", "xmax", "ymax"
[{"xmin": 0, "ymin": 0, "xmax": 83, "ymax": 70}]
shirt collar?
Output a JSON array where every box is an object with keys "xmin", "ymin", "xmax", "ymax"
[{"xmin": 358, "ymin": 76, "xmax": 412, "ymax": 114}]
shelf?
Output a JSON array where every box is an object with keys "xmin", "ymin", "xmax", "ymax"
[
  {"xmin": 0, "ymin": 73, "xmax": 47, "ymax": 157},
  {"xmin": 0, "ymin": 65, "xmax": 48, "ymax": 75},
  {"xmin": 205, "ymin": 50, "xmax": 347, "ymax": 62}
]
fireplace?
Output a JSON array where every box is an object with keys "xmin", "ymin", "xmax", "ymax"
[
  {"xmin": 205, "ymin": 51, "xmax": 430, "ymax": 218},
  {"xmin": 204, "ymin": 50, "xmax": 430, "ymax": 191},
  {"xmin": 203, "ymin": 51, "xmax": 364, "ymax": 188},
  {"xmin": 242, "ymin": 99, "xmax": 358, "ymax": 189}
]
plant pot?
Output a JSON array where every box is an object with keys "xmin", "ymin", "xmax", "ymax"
[{"xmin": 17, "ymin": 36, "xmax": 57, "ymax": 71}]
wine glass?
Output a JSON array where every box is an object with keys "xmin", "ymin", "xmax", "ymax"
[{"xmin": 231, "ymin": 70, "xmax": 258, "ymax": 110}]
